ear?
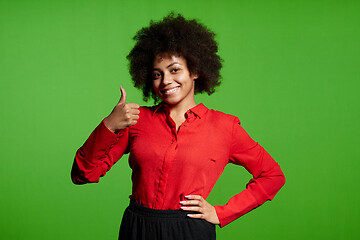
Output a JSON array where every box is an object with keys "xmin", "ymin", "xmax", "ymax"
[{"xmin": 192, "ymin": 73, "xmax": 199, "ymax": 80}]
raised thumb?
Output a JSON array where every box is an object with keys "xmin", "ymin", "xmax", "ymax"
[{"xmin": 119, "ymin": 85, "xmax": 126, "ymax": 104}]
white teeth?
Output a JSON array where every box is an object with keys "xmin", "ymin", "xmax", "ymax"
[{"xmin": 163, "ymin": 87, "xmax": 179, "ymax": 94}]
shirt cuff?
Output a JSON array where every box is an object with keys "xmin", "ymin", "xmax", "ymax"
[
  {"xmin": 100, "ymin": 118, "xmax": 127, "ymax": 136},
  {"xmin": 81, "ymin": 119, "xmax": 128, "ymax": 158},
  {"xmin": 214, "ymin": 189, "xmax": 259, "ymax": 228}
]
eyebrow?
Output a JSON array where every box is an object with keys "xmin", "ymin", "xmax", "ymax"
[{"xmin": 152, "ymin": 62, "xmax": 181, "ymax": 71}]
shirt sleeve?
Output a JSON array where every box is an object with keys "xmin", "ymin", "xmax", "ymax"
[
  {"xmin": 71, "ymin": 119, "xmax": 130, "ymax": 184},
  {"xmin": 214, "ymin": 117, "xmax": 286, "ymax": 227}
]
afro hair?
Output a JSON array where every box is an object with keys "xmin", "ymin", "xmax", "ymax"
[{"xmin": 127, "ymin": 12, "xmax": 223, "ymax": 103}]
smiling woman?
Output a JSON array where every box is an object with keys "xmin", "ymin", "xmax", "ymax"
[
  {"xmin": 152, "ymin": 54, "xmax": 198, "ymax": 127},
  {"xmin": 126, "ymin": 12, "xmax": 222, "ymax": 104},
  {"xmin": 71, "ymin": 12, "xmax": 285, "ymax": 240}
]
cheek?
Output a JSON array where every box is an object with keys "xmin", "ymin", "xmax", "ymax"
[
  {"xmin": 152, "ymin": 81, "xmax": 162, "ymax": 95},
  {"xmin": 152, "ymin": 80, "xmax": 158, "ymax": 90}
]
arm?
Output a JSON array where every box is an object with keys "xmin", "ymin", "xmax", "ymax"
[
  {"xmin": 214, "ymin": 117, "xmax": 286, "ymax": 227},
  {"xmin": 71, "ymin": 120, "xmax": 130, "ymax": 184},
  {"xmin": 71, "ymin": 86, "xmax": 139, "ymax": 184}
]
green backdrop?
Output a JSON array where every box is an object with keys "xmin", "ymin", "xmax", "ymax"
[{"xmin": 1, "ymin": 0, "xmax": 359, "ymax": 239}]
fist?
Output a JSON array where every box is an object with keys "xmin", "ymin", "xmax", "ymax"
[{"xmin": 104, "ymin": 86, "xmax": 140, "ymax": 132}]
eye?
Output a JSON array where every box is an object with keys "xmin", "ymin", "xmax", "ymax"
[
  {"xmin": 171, "ymin": 68, "xmax": 181, "ymax": 73},
  {"xmin": 152, "ymin": 72, "xmax": 161, "ymax": 80}
]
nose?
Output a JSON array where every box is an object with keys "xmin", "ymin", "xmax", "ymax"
[{"xmin": 161, "ymin": 73, "xmax": 172, "ymax": 85}]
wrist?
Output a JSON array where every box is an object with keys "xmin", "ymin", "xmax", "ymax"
[{"xmin": 103, "ymin": 117, "xmax": 116, "ymax": 132}]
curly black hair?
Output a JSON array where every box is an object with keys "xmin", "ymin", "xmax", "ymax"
[{"xmin": 127, "ymin": 12, "xmax": 222, "ymax": 103}]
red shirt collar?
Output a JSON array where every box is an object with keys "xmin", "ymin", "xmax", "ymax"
[{"xmin": 152, "ymin": 102, "xmax": 208, "ymax": 119}]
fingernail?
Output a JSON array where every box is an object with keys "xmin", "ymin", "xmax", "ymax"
[
  {"xmin": 180, "ymin": 201, "xmax": 186, "ymax": 204},
  {"xmin": 185, "ymin": 195, "xmax": 191, "ymax": 198},
  {"xmin": 180, "ymin": 206, "xmax": 187, "ymax": 209}
]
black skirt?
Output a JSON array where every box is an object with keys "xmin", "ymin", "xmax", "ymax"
[{"xmin": 119, "ymin": 200, "xmax": 216, "ymax": 240}]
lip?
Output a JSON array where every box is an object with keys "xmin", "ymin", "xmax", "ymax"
[{"xmin": 161, "ymin": 86, "xmax": 180, "ymax": 95}]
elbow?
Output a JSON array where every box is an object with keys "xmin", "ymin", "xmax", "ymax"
[
  {"xmin": 278, "ymin": 165, "xmax": 286, "ymax": 189},
  {"xmin": 71, "ymin": 170, "xmax": 99, "ymax": 185},
  {"xmin": 71, "ymin": 162, "xmax": 87, "ymax": 185},
  {"xmin": 71, "ymin": 166, "xmax": 88, "ymax": 185},
  {"xmin": 70, "ymin": 160, "xmax": 99, "ymax": 185},
  {"xmin": 71, "ymin": 151, "xmax": 109, "ymax": 185},
  {"xmin": 272, "ymin": 165, "xmax": 286, "ymax": 191},
  {"xmin": 71, "ymin": 176, "xmax": 86, "ymax": 185},
  {"xmin": 280, "ymin": 172, "xmax": 286, "ymax": 188},
  {"xmin": 273, "ymin": 165, "xmax": 285, "ymax": 188},
  {"xmin": 264, "ymin": 164, "xmax": 286, "ymax": 200}
]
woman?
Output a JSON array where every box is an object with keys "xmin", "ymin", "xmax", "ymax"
[{"xmin": 71, "ymin": 13, "xmax": 285, "ymax": 240}]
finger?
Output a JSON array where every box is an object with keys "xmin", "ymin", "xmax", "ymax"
[
  {"xmin": 126, "ymin": 103, "xmax": 140, "ymax": 109},
  {"xmin": 180, "ymin": 206, "xmax": 202, "ymax": 212},
  {"xmin": 129, "ymin": 109, "xmax": 140, "ymax": 115},
  {"xmin": 124, "ymin": 114, "xmax": 140, "ymax": 122},
  {"xmin": 126, "ymin": 119, "xmax": 138, "ymax": 127},
  {"xmin": 180, "ymin": 200, "xmax": 201, "ymax": 206},
  {"xmin": 187, "ymin": 214, "xmax": 204, "ymax": 219},
  {"xmin": 185, "ymin": 195, "xmax": 203, "ymax": 200},
  {"xmin": 125, "ymin": 105, "xmax": 140, "ymax": 113},
  {"xmin": 123, "ymin": 108, "xmax": 140, "ymax": 115},
  {"xmin": 119, "ymin": 85, "xmax": 127, "ymax": 104},
  {"xmin": 131, "ymin": 114, "xmax": 140, "ymax": 120}
]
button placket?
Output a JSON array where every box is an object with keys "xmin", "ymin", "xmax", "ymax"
[{"xmin": 153, "ymin": 110, "xmax": 180, "ymax": 208}]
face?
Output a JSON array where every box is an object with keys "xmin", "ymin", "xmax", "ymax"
[{"xmin": 152, "ymin": 53, "xmax": 198, "ymax": 107}]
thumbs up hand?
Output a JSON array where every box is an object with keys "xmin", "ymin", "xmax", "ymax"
[{"xmin": 104, "ymin": 86, "xmax": 140, "ymax": 132}]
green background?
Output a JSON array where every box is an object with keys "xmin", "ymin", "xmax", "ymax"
[{"xmin": 1, "ymin": 0, "xmax": 359, "ymax": 239}]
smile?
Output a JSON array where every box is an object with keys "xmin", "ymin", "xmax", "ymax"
[{"xmin": 161, "ymin": 86, "xmax": 180, "ymax": 95}]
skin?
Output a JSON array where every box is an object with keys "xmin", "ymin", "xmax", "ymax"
[
  {"xmin": 104, "ymin": 53, "xmax": 220, "ymax": 225},
  {"xmin": 152, "ymin": 53, "xmax": 197, "ymax": 131},
  {"xmin": 103, "ymin": 86, "xmax": 140, "ymax": 132},
  {"xmin": 180, "ymin": 195, "xmax": 220, "ymax": 225}
]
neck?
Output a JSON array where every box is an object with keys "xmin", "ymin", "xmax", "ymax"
[{"xmin": 167, "ymin": 99, "xmax": 196, "ymax": 118}]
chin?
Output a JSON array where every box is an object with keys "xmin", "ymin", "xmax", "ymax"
[
  {"xmin": 161, "ymin": 97, "xmax": 181, "ymax": 106},
  {"xmin": 162, "ymin": 100, "xmax": 178, "ymax": 106}
]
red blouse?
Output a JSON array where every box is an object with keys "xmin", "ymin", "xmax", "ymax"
[{"xmin": 71, "ymin": 103, "xmax": 285, "ymax": 227}]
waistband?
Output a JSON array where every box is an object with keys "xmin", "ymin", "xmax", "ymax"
[{"xmin": 128, "ymin": 200, "xmax": 196, "ymax": 219}]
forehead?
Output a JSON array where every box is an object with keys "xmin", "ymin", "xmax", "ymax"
[{"xmin": 153, "ymin": 53, "xmax": 187, "ymax": 66}]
